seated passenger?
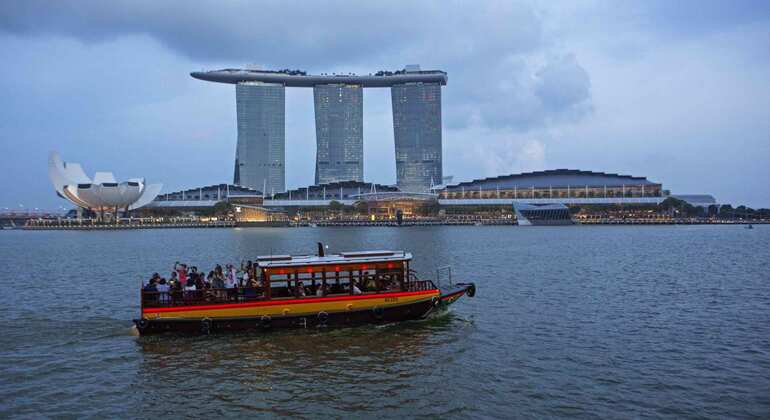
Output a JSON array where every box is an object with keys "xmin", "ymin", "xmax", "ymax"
[
  {"xmin": 316, "ymin": 284, "xmax": 328, "ymax": 297},
  {"xmin": 212, "ymin": 271, "xmax": 225, "ymax": 289},
  {"xmin": 352, "ymin": 282, "xmax": 362, "ymax": 295},
  {"xmin": 296, "ymin": 281, "xmax": 306, "ymax": 297},
  {"xmin": 364, "ymin": 275, "xmax": 377, "ymax": 291}
]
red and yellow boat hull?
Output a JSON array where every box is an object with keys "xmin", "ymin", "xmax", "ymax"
[{"xmin": 134, "ymin": 289, "xmax": 442, "ymax": 335}]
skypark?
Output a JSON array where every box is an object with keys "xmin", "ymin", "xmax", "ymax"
[
  {"xmin": 190, "ymin": 67, "xmax": 448, "ymax": 87},
  {"xmin": 192, "ymin": 64, "xmax": 447, "ymax": 195}
]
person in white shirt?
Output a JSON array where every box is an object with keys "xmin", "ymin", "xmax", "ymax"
[
  {"xmin": 156, "ymin": 278, "xmax": 171, "ymax": 303},
  {"xmin": 241, "ymin": 270, "xmax": 249, "ymax": 288},
  {"xmin": 225, "ymin": 265, "xmax": 237, "ymax": 289},
  {"xmin": 352, "ymin": 283, "xmax": 362, "ymax": 295}
]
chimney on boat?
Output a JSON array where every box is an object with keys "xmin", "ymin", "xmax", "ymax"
[{"xmin": 317, "ymin": 242, "xmax": 325, "ymax": 257}]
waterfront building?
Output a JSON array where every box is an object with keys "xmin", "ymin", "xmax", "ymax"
[
  {"xmin": 391, "ymin": 81, "xmax": 443, "ymax": 192},
  {"xmin": 149, "ymin": 183, "xmax": 263, "ymax": 211},
  {"xmin": 439, "ymin": 169, "xmax": 665, "ymax": 205},
  {"xmin": 313, "ymin": 84, "xmax": 363, "ymax": 184},
  {"xmin": 48, "ymin": 151, "xmax": 162, "ymax": 216},
  {"xmin": 235, "ymin": 82, "xmax": 285, "ymax": 193},
  {"xmin": 191, "ymin": 66, "xmax": 447, "ymax": 189}
]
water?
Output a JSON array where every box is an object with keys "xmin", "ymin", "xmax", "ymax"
[{"xmin": 1, "ymin": 225, "xmax": 769, "ymax": 418}]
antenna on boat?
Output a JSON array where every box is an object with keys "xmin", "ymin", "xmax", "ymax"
[{"xmin": 317, "ymin": 242, "xmax": 325, "ymax": 257}]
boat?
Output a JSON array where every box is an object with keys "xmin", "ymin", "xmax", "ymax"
[{"xmin": 134, "ymin": 244, "xmax": 475, "ymax": 335}]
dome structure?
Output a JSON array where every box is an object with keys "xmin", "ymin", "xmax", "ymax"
[{"xmin": 48, "ymin": 151, "xmax": 162, "ymax": 211}]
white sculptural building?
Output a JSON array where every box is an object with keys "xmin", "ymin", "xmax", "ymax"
[{"xmin": 48, "ymin": 151, "xmax": 162, "ymax": 218}]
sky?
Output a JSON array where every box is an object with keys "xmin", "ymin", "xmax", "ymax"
[{"xmin": 1, "ymin": 0, "xmax": 769, "ymax": 210}]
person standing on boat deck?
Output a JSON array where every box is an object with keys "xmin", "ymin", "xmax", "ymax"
[
  {"xmin": 146, "ymin": 273, "xmax": 160, "ymax": 288},
  {"xmin": 156, "ymin": 278, "xmax": 170, "ymax": 303},
  {"xmin": 240, "ymin": 268, "xmax": 249, "ymax": 288},
  {"xmin": 226, "ymin": 264, "xmax": 238, "ymax": 289},
  {"xmin": 174, "ymin": 262, "xmax": 188, "ymax": 287}
]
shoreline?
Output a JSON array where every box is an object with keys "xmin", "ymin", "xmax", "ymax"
[{"xmin": 9, "ymin": 219, "xmax": 768, "ymax": 230}]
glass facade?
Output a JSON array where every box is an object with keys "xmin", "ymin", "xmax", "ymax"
[
  {"xmin": 391, "ymin": 83, "xmax": 443, "ymax": 192},
  {"xmin": 313, "ymin": 84, "xmax": 363, "ymax": 185},
  {"xmin": 235, "ymin": 82, "xmax": 285, "ymax": 194}
]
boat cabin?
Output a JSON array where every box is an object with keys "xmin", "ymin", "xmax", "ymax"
[{"xmin": 141, "ymin": 250, "xmax": 437, "ymax": 308}]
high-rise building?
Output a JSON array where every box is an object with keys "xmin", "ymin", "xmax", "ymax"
[
  {"xmin": 235, "ymin": 82, "xmax": 285, "ymax": 193},
  {"xmin": 191, "ymin": 66, "xmax": 447, "ymax": 192},
  {"xmin": 313, "ymin": 84, "xmax": 364, "ymax": 184},
  {"xmin": 391, "ymin": 82, "xmax": 443, "ymax": 192}
]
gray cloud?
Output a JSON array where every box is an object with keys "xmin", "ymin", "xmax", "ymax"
[
  {"xmin": 0, "ymin": 0, "xmax": 588, "ymax": 133},
  {"xmin": 1, "ymin": 1, "xmax": 769, "ymax": 207}
]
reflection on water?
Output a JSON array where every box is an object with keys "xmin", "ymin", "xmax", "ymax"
[{"xmin": 134, "ymin": 316, "xmax": 473, "ymax": 417}]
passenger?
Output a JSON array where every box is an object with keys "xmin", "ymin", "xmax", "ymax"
[
  {"xmin": 316, "ymin": 284, "xmax": 328, "ymax": 297},
  {"xmin": 241, "ymin": 268, "xmax": 250, "ymax": 288},
  {"xmin": 194, "ymin": 272, "xmax": 205, "ymax": 290},
  {"xmin": 143, "ymin": 277, "xmax": 158, "ymax": 292},
  {"xmin": 212, "ymin": 270, "xmax": 225, "ymax": 289},
  {"xmin": 352, "ymin": 282, "xmax": 363, "ymax": 295},
  {"xmin": 146, "ymin": 272, "xmax": 160, "ymax": 287},
  {"xmin": 296, "ymin": 281, "xmax": 306, "ymax": 297},
  {"xmin": 365, "ymin": 275, "xmax": 377, "ymax": 291},
  {"xmin": 174, "ymin": 262, "xmax": 188, "ymax": 287},
  {"xmin": 225, "ymin": 264, "xmax": 237, "ymax": 288},
  {"xmin": 156, "ymin": 278, "xmax": 170, "ymax": 303}
]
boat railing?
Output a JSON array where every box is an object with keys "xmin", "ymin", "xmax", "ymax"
[
  {"xmin": 141, "ymin": 280, "xmax": 437, "ymax": 308},
  {"xmin": 435, "ymin": 266, "xmax": 453, "ymax": 289},
  {"xmin": 407, "ymin": 280, "xmax": 437, "ymax": 292},
  {"xmin": 141, "ymin": 288, "xmax": 265, "ymax": 307}
]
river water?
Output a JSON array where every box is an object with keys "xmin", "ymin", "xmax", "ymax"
[{"xmin": 1, "ymin": 225, "xmax": 769, "ymax": 418}]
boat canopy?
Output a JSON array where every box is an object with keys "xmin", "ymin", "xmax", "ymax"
[{"xmin": 257, "ymin": 250, "xmax": 411, "ymax": 269}]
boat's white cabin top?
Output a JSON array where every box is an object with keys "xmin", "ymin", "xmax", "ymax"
[{"xmin": 256, "ymin": 250, "xmax": 412, "ymax": 269}]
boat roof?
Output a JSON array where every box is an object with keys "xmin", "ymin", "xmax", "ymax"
[{"xmin": 256, "ymin": 250, "xmax": 411, "ymax": 268}]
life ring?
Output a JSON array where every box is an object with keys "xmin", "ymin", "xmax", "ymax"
[
  {"xmin": 317, "ymin": 311, "xmax": 329, "ymax": 326},
  {"xmin": 200, "ymin": 318, "xmax": 212, "ymax": 335},
  {"xmin": 260, "ymin": 315, "xmax": 272, "ymax": 329}
]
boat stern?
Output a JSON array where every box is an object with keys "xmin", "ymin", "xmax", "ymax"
[{"xmin": 439, "ymin": 282, "xmax": 475, "ymax": 307}]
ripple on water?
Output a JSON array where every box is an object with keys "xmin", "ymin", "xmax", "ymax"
[{"xmin": 1, "ymin": 226, "xmax": 770, "ymax": 418}]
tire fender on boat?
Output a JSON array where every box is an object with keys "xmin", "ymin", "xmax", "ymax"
[
  {"xmin": 260, "ymin": 315, "xmax": 272, "ymax": 329},
  {"xmin": 136, "ymin": 319, "xmax": 148, "ymax": 332},
  {"xmin": 317, "ymin": 311, "xmax": 329, "ymax": 326},
  {"xmin": 431, "ymin": 296, "xmax": 439, "ymax": 306},
  {"xmin": 372, "ymin": 306, "xmax": 384, "ymax": 320},
  {"xmin": 201, "ymin": 318, "xmax": 212, "ymax": 335},
  {"xmin": 466, "ymin": 283, "xmax": 476, "ymax": 297}
]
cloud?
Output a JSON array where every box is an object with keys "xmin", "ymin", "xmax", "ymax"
[
  {"xmin": 1, "ymin": 1, "xmax": 769, "ymax": 207},
  {"xmin": 0, "ymin": 0, "xmax": 593, "ymax": 133}
]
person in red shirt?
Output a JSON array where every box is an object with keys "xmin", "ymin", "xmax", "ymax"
[{"xmin": 174, "ymin": 262, "xmax": 188, "ymax": 287}]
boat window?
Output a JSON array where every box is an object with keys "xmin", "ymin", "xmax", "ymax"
[{"xmin": 262, "ymin": 261, "xmax": 406, "ymax": 298}]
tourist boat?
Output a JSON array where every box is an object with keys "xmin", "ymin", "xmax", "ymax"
[{"xmin": 134, "ymin": 245, "xmax": 475, "ymax": 335}]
